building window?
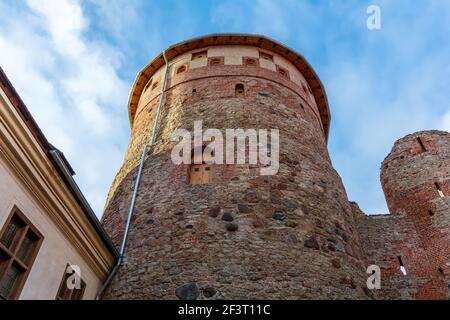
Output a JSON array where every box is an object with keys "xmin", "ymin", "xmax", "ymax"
[
  {"xmin": 143, "ymin": 78, "xmax": 152, "ymax": 93},
  {"xmin": 276, "ymin": 65, "xmax": 289, "ymax": 79},
  {"xmin": 397, "ymin": 256, "xmax": 407, "ymax": 275},
  {"xmin": 243, "ymin": 57, "xmax": 259, "ymax": 67},
  {"xmin": 0, "ymin": 207, "xmax": 43, "ymax": 300},
  {"xmin": 208, "ymin": 57, "xmax": 224, "ymax": 67},
  {"xmin": 259, "ymin": 51, "xmax": 274, "ymax": 62},
  {"xmin": 435, "ymin": 182, "xmax": 445, "ymax": 198},
  {"xmin": 235, "ymin": 83, "xmax": 245, "ymax": 97},
  {"xmin": 189, "ymin": 163, "xmax": 213, "ymax": 184},
  {"xmin": 191, "ymin": 50, "xmax": 207, "ymax": 60},
  {"xmin": 417, "ymin": 137, "xmax": 427, "ymax": 152},
  {"xmin": 176, "ymin": 65, "xmax": 187, "ymax": 74},
  {"xmin": 428, "ymin": 209, "xmax": 435, "ymax": 217},
  {"xmin": 56, "ymin": 265, "xmax": 86, "ymax": 300},
  {"xmin": 189, "ymin": 148, "xmax": 213, "ymax": 185}
]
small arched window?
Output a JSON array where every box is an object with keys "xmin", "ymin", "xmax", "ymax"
[
  {"xmin": 176, "ymin": 65, "xmax": 187, "ymax": 74},
  {"xmin": 243, "ymin": 57, "xmax": 258, "ymax": 67},
  {"xmin": 235, "ymin": 84, "xmax": 245, "ymax": 97}
]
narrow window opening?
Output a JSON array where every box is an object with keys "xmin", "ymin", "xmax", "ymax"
[
  {"xmin": 417, "ymin": 137, "xmax": 427, "ymax": 152},
  {"xmin": 191, "ymin": 50, "xmax": 207, "ymax": 60},
  {"xmin": 243, "ymin": 57, "xmax": 258, "ymax": 67},
  {"xmin": 438, "ymin": 267, "xmax": 444, "ymax": 274},
  {"xmin": 301, "ymin": 84, "xmax": 308, "ymax": 94},
  {"xmin": 428, "ymin": 209, "xmax": 435, "ymax": 217},
  {"xmin": 435, "ymin": 182, "xmax": 445, "ymax": 198},
  {"xmin": 208, "ymin": 57, "xmax": 223, "ymax": 66},
  {"xmin": 143, "ymin": 79, "xmax": 152, "ymax": 93},
  {"xmin": 276, "ymin": 65, "xmax": 289, "ymax": 79},
  {"xmin": 235, "ymin": 84, "xmax": 245, "ymax": 97},
  {"xmin": 259, "ymin": 52, "xmax": 274, "ymax": 62},
  {"xmin": 176, "ymin": 65, "xmax": 187, "ymax": 74},
  {"xmin": 397, "ymin": 256, "xmax": 407, "ymax": 275},
  {"xmin": 192, "ymin": 88, "xmax": 197, "ymax": 93}
]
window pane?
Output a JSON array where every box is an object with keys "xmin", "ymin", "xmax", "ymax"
[
  {"xmin": 0, "ymin": 216, "xmax": 24, "ymax": 249},
  {"xmin": 0, "ymin": 264, "xmax": 22, "ymax": 299},
  {"xmin": 57, "ymin": 273, "xmax": 72, "ymax": 300},
  {"xmin": 70, "ymin": 283, "xmax": 85, "ymax": 300},
  {"xmin": 16, "ymin": 231, "xmax": 38, "ymax": 264}
]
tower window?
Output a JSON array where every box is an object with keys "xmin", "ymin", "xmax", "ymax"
[
  {"xmin": 235, "ymin": 84, "xmax": 245, "ymax": 97},
  {"xmin": 208, "ymin": 57, "xmax": 224, "ymax": 67},
  {"xmin": 191, "ymin": 50, "xmax": 207, "ymax": 60},
  {"xmin": 176, "ymin": 65, "xmax": 187, "ymax": 74},
  {"xmin": 189, "ymin": 148, "xmax": 213, "ymax": 185},
  {"xmin": 243, "ymin": 57, "xmax": 259, "ymax": 67},
  {"xmin": 397, "ymin": 256, "xmax": 407, "ymax": 275},
  {"xmin": 301, "ymin": 84, "xmax": 308, "ymax": 94},
  {"xmin": 276, "ymin": 65, "xmax": 289, "ymax": 79},
  {"xmin": 434, "ymin": 182, "xmax": 445, "ymax": 198},
  {"xmin": 189, "ymin": 164, "xmax": 212, "ymax": 184},
  {"xmin": 417, "ymin": 137, "xmax": 427, "ymax": 152},
  {"xmin": 428, "ymin": 209, "xmax": 435, "ymax": 217},
  {"xmin": 143, "ymin": 78, "xmax": 152, "ymax": 93},
  {"xmin": 259, "ymin": 52, "xmax": 274, "ymax": 62},
  {"xmin": 0, "ymin": 207, "xmax": 43, "ymax": 300}
]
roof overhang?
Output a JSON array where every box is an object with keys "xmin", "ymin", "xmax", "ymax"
[{"xmin": 128, "ymin": 34, "xmax": 331, "ymax": 140}]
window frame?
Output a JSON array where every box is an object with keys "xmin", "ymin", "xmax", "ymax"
[
  {"xmin": 188, "ymin": 147, "xmax": 214, "ymax": 185},
  {"xmin": 191, "ymin": 50, "xmax": 208, "ymax": 60},
  {"xmin": 259, "ymin": 51, "xmax": 274, "ymax": 62},
  {"xmin": 55, "ymin": 264, "xmax": 86, "ymax": 300},
  {"xmin": 243, "ymin": 57, "xmax": 259, "ymax": 67},
  {"xmin": 0, "ymin": 206, "xmax": 43, "ymax": 300},
  {"xmin": 276, "ymin": 65, "xmax": 290, "ymax": 79},
  {"xmin": 207, "ymin": 56, "xmax": 224, "ymax": 67},
  {"xmin": 176, "ymin": 64, "xmax": 188, "ymax": 75}
]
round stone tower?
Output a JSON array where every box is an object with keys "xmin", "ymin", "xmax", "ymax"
[
  {"xmin": 101, "ymin": 34, "xmax": 369, "ymax": 299},
  {"xmin": 381, "ymin": 130, "xmax": 449, "ymax": 299}
]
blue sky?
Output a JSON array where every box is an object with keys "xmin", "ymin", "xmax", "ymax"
[{"xmin": 1, "ymin": 0, "xmax": 449, "ymax": 217}]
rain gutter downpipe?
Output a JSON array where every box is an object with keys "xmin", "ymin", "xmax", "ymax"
[{"xmin": 96, "ymin": 50, "xmax": 170, "ymax": 300}]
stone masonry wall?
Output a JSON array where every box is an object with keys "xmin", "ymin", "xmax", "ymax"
[
  {"xmin": 101, "ymin": 48, "xmax": 370, "ymax": 299},
  {"xmin": 354, "ymin": 131, "xmax": 449, "ymax": 300}
]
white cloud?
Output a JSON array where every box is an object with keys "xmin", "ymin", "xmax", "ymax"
[{"xmin": 0, "ymin": 0, "xmax": 130, "ymax": 216}]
